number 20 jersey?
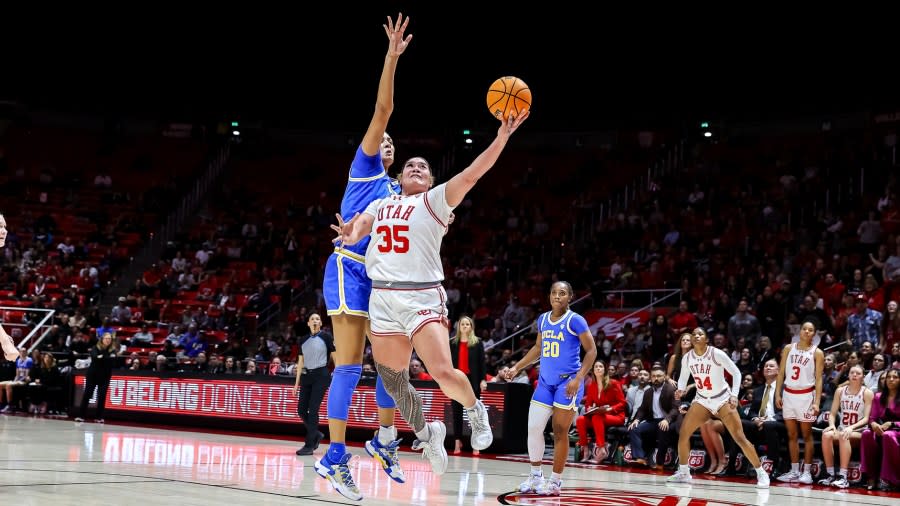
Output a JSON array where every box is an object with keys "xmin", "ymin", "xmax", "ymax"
[
  {"xmin": 363, "ymin": 183, "xmax": 453, "ymax": 283},
  {"xmin": 537, "ymin": 310, "xmax": 589, "ymax": 383}
]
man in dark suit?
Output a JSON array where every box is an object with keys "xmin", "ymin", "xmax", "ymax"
[
  {"xmin": 626, "ymin": 365, "xmax": 679, "ymax": 469},
  {"xmin": 740, "ymin": 358, "xmax": 787, "ymax": 475}
]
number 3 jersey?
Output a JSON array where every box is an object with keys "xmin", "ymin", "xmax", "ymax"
[
  {"xmin": 363, "ymin": 183, "xmax": 453, "ymax": 283},
  {"xmin": 678, "ymin": 346, "xmax": 742, "ymax": 398},
  {"xmin": 537, "ymin": 310, "xmax": 589, "ymax": 383},
  {"xmin": 784, "ymin": 344, "xmax": 817, "ymax": 389}
]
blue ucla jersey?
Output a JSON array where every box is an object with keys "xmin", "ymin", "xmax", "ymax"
[
  {"xmin": 537, "ymin": 310, "xmax": 589, "ymax": 381},
  {"xmin": 339, "ymin": 145, "xmax": 400, "ymax": 256}
]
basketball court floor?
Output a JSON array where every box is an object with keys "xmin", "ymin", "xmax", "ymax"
[{"xmin": 1, "ymin": 415, "xmax": 898, "ymax": 505}]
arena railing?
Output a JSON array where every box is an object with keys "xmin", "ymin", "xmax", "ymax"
[{"xmin": 2, "ymin": 306, "xmax": 56, "ymax": 353}]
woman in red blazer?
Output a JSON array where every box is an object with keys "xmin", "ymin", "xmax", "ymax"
[{"xmin": 576, "ymin": 360, "xmax": 626, "ymax": 463}]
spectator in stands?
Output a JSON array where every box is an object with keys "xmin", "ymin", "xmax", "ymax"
[
  {"xmin": 129, "ymin": 324, "xmax": 153, "ymax": 346},
  {"xmin": 27, "ymin": 353, "xmax": 61, "ymax": 414},
  {"xmin": 245, "ymin": 284, "xmax": 270, "ymax": 313},
  {"xmin": 797, "ymin": 295, "xmax": 835, "ymax": 342},
  {"xmin": 866, "ymin": 354, "xmax": 887, "ymax": 392},
  {"xmin": 268, "ymin": 357, "xmax": 285, "ymax": 376},
  {"xmin": 151, "ymin": 354, "xmax": 167, "ymax": 372},
  {"xmin": 666, "ymin": 333, "xmax": 693, "ymax": 380},
  {"xmin": 857, "ymin": 211, "xmax": 882, "ymax": 255},
  {"xmin": 754, "ymin": 336, "xmax": 776, "ymax": 373},
  {"xmin": 835, "ymin": 350, "xmax": 861, "ymax": 386},
  {"xmin": 884, "ymin": 300, "xmax": 900, "ymax": 352},
  {"xmin": 756, "ymin": 286, "xmax": 788, "ymax": 346},
  {"xmin": 648, "ymin": 314, "xmax": 670, "ymax": 364},
  {"xmin": 191, "ymin": 352, "xmax": 208, "ymax": 373},
  {"xmin": 576, "ymin": 360, "xmax": 625, "ymax": 464},
  {"xmin": 67, "ymin": 331, "xmax": 91, "ymax": 357},
  {"xmin": 110, "ymin": 297, "xmax": 133, "ymax": 324},
  {"xmin": 74, "ymin": 332, "xmax": 117, "ymax": 423},
  {"xmin": 502, "ymin": 295, "xmax": 528, "ymax": 333},
  {"xmin": 728, "ymin": 298, "xmax": 761, "ymax": 347},
  {"xmin": 449, "ymin": 316, "xmax": 487, "ymax": 455},
  {"xmin": 740, "ymin": 359, "xmax": 786, "ymax": 477},
  {"xmin": 68, "ymin": 309, "xmax": 87, "ymax": 333},
  {"xmin": 408, "ymin": 359, "xmax": 433, "ymax": 381},
  {"xmin": 861, "ymin": 368, "xmax": 900, "ymax": 491},
  {"xmin": 625, "ymin": 369, "xmax": 650, "ymax": 421},
  {"xmin": 669, "ymin": 300, "xmax": 697, "ymax": 338},
  {"xmin": 95, "ymin": 317, "xmax": 115, "ymax": 341},
  {"xmin": 818, "ymin": 365, "xmax": 874, "ymax": 488},
  {"xmin": 244, "ymin": 359, "xmax": 257, "ymax": 375},
  {"xmin": 847, "ymin": 293, "xmax": 883, "ymax": 350},
  {"xmin": 736, "ymin": 347, "xmax": 756, "ymax": 378},
  {"xmin": 627, "ymin": 365, "xmax": 677, "ymax": 469},
  {"xmin": 127, "ymin": 352, "xmax": 142, "ymax": 370},
  {"xmin": 223, "ymin": 339, "xmax": 247, "ymax": 363},
  {"xmin": 222, "ymin": 356, "xmax": 239, "ymax": 374}
]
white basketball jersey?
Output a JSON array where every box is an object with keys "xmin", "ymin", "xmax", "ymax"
[
  {"xmin": 364, "ymin": 183, "xmax": 453, "ymax": 283},
  {"xmin": 683, "ymin": 347, "xmax": 736, "ymax": 398},
  {"xmin": 784, "ymin": 344, "xmax": 817, "ymax": 389},
  {"xmin": 837, "ymin": 385, "xmax": 866, "ymax": 429}
]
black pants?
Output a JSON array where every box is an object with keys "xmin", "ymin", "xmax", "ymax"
[
  {"xmin": 80, "ymin": 373, "xmax": 111, "ymax": 419},
  {"xmin": 451, "ymin": 383, "xmax": 481, "ymax": 444},
  {"xmin": 297, "ymin": 367, "xmax": 329, "ymax": 444},
  {"xmin": 630, "ymin": 418, "xmax": 675, "ymax": 465},
  {"xmin": 740, "ymin": 419, "xmax": 787, "ymax": 472}
]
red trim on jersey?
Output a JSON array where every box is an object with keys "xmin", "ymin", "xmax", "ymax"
[
  {"xmin": 373, "ymin": 285, "xmax": 441, "ymax": 291},
  {"xmin": 784, "ymin": 385, "xmax": 814, "ymax": 394},
  {"xmin": 369, "ymin": 329, "xmax": 408, "ymax": 338},
  {"xmin": 423, "ymin": 191, "xmax": 447, "ymax": 228},
  {"xmin": 411, "ymin": 316, "xmax": 450, "ymax": 337}
]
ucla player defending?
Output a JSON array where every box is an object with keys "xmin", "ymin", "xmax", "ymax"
[
  {"xmin": 332, "ymin": 109, "xmax": 529, "ymax": 476},
  {"xmin": 504, "ymin": 281, "xmax": 597, "ymax": 496},
  {"xmin": 314, "ymin": 13, "xmax": 412, "ymax": 501},
  {"xmin": 0, "ymin": 214, "xmax": 16, "ymax": 362},
  {"xmin": 668, "ymin": 327, "xmax": 770, "ymax": 488},
  {"xmin": 775, "ymin": 318, "xmax": 825, "ymax": 484}
]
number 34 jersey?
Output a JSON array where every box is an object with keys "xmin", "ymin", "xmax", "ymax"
[
  {"xmin": 537, "ymin": 310, "xmax": 589, "ymax": 383},
  {"xmin": 363, "ymin": 183, "xmax": 454, "ymax": 283},
  {"xmin": 679, "ymin": 346, "xmax": 742, "ymax": 398}
]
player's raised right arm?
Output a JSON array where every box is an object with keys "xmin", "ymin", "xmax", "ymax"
[{"xmin": 360, "ymin": 13, "xmax": 412, "ymax": 157}]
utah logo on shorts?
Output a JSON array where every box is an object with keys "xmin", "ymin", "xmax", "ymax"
[{"xmin": 417, "ymin": 309, "xmax": 432, "ymax": 316}]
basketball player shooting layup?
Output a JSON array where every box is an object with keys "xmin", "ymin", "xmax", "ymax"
[{"xmin": 332, "ymin": 107, "xmax": 529, "ymax": 482}]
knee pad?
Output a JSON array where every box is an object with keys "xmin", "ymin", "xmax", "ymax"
[
  {"xmin": 527, "ymin": 402, "xmax": 553, "ymax": 463},
  {"xmin": 375, "ymin": 374, "xmax": 396, "ymax": 409},
  {"xmin": 327, "ymin": 364, "xmax": 362, "ymax": 421}
]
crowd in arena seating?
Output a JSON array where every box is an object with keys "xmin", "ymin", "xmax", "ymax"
[{"xmin": 2, "ymin": 113, "xmax": 900, "ymax": 490}]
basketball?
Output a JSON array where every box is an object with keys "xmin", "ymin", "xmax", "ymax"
[{"xmin": 486, "ymin": 76, "xmax": 531, "ymax": 120}]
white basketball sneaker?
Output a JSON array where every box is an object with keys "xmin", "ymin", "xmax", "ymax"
[
  {"xmin": 410, "ymin": 420, "xmax": 448, "ymax": 475},
  {"xmin": 518, "ymin": 473, "xmax": 544, "ymax": 493},
  {"xmin": 466, "ymin": 400, "xmax": 493, "ymax": 450}
]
